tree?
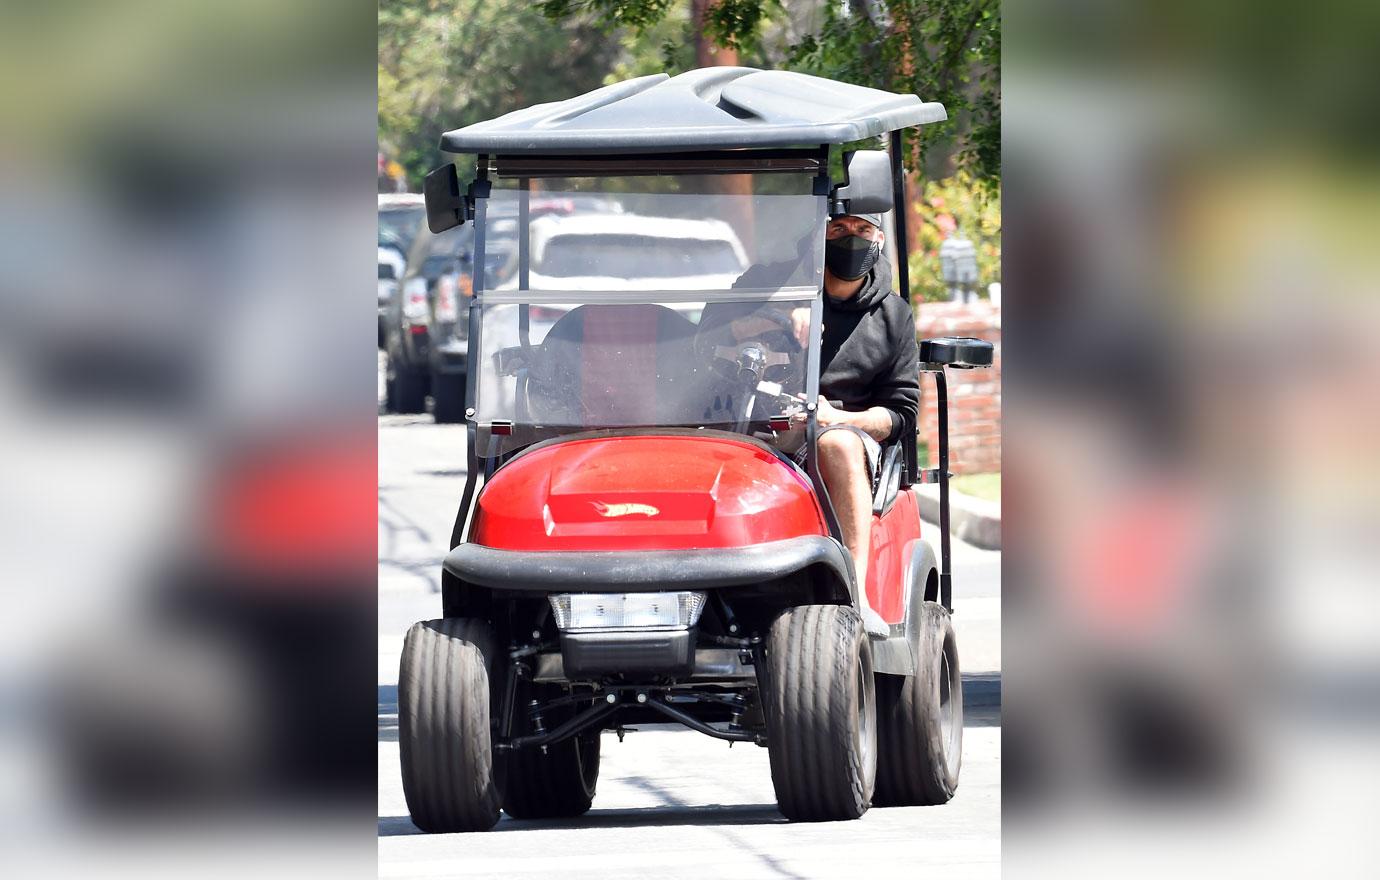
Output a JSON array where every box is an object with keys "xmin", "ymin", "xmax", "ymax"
[
  {"xmin": 378, "ymin": 0, "xmax": 622, "ymax": 187},
  {"xmin": 539, "ymin": 0, "xmax": 1000, "ymax": 182}
]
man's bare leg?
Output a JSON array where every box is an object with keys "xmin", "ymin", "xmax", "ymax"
[{"xmin": 818, "ymin": 429, "xmax": 873, "ymax": 599}]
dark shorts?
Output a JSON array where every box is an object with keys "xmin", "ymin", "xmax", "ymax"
[{"xmin": 789, "ymin": 424, "xmax": 882, "ymax": 491}]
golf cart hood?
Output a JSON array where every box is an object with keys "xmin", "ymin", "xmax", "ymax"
[{"xmin": 470, "ymin": 433, "xmax": 828, "ymax": 552}]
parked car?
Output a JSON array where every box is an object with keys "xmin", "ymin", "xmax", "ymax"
[
  {"xmin": 378, "ymin": 195, "xmax": 424, "ymax": 352},
  {"xmin": 383, "ymin": 224, "xmax": 467, "ymax": 415},
  {"xmin": 377, "ymin": 193, "xmax": 426, "ymax": 254},
  {"xmin": 385, "ymin": 197, "xmax": 618, "ymax": 421},
  {"xmin": 378, "ymin": 237, "xmax": 405, "ymax": 348},
  {"xmin": 518, "ymin": 212, "xmax": 747, "ymax": 291}
]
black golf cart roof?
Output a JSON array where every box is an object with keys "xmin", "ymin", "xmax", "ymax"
[{"xmin": 439, "ymin": 67, "xmax": 946, "ymax": 155}]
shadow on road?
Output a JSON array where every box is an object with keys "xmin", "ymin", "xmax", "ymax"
[{"xmin": 378, "ymin": 801, "xmax": 788, "ymax": 838}]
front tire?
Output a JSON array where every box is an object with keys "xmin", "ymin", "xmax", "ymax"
[
  {"xmin": 760, "ymin": 604, "xmax": 876, "ymax": 821},
  {"xmin": 873, "ymin": 602, "xmax": 963, "ymax": 806},
  {"xmin": 398, "ymin": 618, "xmax": 502, "ymax": 832}
]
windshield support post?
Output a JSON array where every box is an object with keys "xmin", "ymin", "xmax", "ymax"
[
  {"xmin": 802, "ymin": 287, "xmax": 846, "ymax": 564},
  {"xmin": 890, "ymin": 129, "xmax": 920, "ymax": 488},
  {"xmin": 453, "ymin": 155, "xmax": 490, "ymax": 548}
]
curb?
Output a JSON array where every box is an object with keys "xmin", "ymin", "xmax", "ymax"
[
  {"xmin": 962, "ymin": 673, "xmax": 1002, "ymax": 709},
  {"xmin": 915, "ymin": 484, "xmax": 1001, "ymax": 551}
]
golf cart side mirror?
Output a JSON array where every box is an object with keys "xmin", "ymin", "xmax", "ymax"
[
  {"xmin": 424, "ymin": 163, "xmax": 468, "ymax": 233},
  {"xmin": 919, "ymin": 336, "xmax": 994, "ymax": 369},
  {"xmin": 832, "ymin": 150, "xmax": 893, "ymax": 215}
]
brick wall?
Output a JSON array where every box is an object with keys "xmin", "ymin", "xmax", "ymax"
[{"xmin": 914, "ymin": 302, "xmax": 1001, "ymax": 475}]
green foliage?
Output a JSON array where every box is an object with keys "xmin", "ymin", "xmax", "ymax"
[
  {"xmin": 909, "ymin": 171, "xmax": 1001, "ymax": 304},
  {"xmin": 786, "ymin": 1, "xmax": 999, "ymax": 182},
  {"xmin": 378, "ymin": 0, "xmax": 621, "ymax": 187},
  {"xmin": 380, "ymin": 0, "xmax": 1001, "ymax": 188},
  {"xmin": 543, "ymin": 0, "xmax": 778, "ymax": 54},
  {"xmin": 538, "ymin": 0, "xmax": 1000, "ymax": 182}
]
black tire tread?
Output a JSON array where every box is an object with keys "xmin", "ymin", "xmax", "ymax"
[
  {"xmin": 761, "ymin": 604, "xmax": 875, "ymax": 821},
  {"xmin": 874, "ymin": 602, "xmax": 962, "ymax": 806},
  {"xmin": 398, "ymin": 618, "xmax": 501, "ymax": 832}
]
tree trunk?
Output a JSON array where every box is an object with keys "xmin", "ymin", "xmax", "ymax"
[
  {"xmin": 887, "ymin": 2, "xmax": 926, "ymax": 288},
  {"xmin": 692, "ymin": 0, "xmax": 739, "ymax": 67},
  {"xmin": 691, "ymin": 0, "xmax": 753, "ymax": 251}
]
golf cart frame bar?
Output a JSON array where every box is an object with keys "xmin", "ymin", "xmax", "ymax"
[
  {"xmin": 494, "ymin": 149, "xmax": 823, "ymax": 179},
  {"xmin": 451, "ymin": 147, "xmax": 854, "ymax": 551}
]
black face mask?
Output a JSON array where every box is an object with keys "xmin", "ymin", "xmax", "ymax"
[{"xmin": 825, "ymin": 234, "xmax": 880, "ymax": 281}]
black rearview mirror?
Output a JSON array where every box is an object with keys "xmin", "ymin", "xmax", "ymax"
[
  {"xmin": 423, "ymin": 163, "xmax": 468, "ymax": 233},
  {"xmin": 832, "ymin": 150, "xmax": 893, "ymax": 216}
]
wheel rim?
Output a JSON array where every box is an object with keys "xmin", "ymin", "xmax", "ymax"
[
  {"xmin": 856, "ymin": 651, "xmax": 876, "ymax": 783},
  {"xmin": 938, "ymin": 636, "xmax": 961, "ymax": 775}
]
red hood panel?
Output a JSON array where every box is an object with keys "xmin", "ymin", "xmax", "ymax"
[{"xmin": 472, "ymin": 434, "xmax": 826, "ymax": 551}]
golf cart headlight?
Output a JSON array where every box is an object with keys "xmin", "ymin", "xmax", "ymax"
[{"xmin": 548, "ymin": 591, "xmax": 706, "ymax": 632}]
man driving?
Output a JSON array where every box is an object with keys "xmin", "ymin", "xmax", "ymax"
[
  {"xmin": 787, "ymin": 212, "xmax": 920, "ymax": 600},
  {"xmin": 699, "ymin": 208, "xmax": 918, "ymax": 600}
]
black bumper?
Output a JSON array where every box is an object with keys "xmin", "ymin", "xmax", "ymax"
[{"xmin": 443, "ymin": 535, "xmax": 852, "ymax": 594}]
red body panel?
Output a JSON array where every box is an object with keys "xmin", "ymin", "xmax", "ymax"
[
  {"xmin": 865, "ymin": 488, "xmax": 924, "ymax": 625},
  {"xmin": 472, "ymin": 435, "xmax": 828, "ymax": 552}
]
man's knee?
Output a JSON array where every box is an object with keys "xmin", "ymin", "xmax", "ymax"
[{"xmin": 818, "ymin": 429, "xmax": 866, "ymax": 479}]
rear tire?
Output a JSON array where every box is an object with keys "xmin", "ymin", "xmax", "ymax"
[
  {"xmin": 431, "ymin": 372, "xmax": 467, "ymax": 424},
  {"xmin": 873, "ymin": 602, "xmax": 962, "ymax": 806},
  {"xmin": 387, "ymin": 358, "xmax": 427, "ymax": 414},
  {"xmin": 398, "ymin": 618, "xmax": 502, "ymax": 833},
  {"xmin": 760, "ymin": 604, "xmax": 876, "ymax": 821},
  {"xmin": 500, "ymin": 691, "xmax": 600, "ymax": 819}
]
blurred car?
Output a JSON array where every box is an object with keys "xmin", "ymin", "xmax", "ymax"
[
  {"xmin": 377, "ymin": 193, "xmax": 426, "ymax": 254},
  {"xmin": 474, "ymin": 212, "xmax": 749, "ymax": 417},
  {"xmin": 383, "ymin": 197, "xmax": 615, "ymax": 421},
  {"xmin": 378, "ymin": 195, "xmax": 423, "ymax": 352},
  {"xmin": 377, "ymin": 238, "xmax": 405, "ymax": 348},
  {"xmin": 383, "ymin": 224, "xmax": 468, "ymax": 415},
  {"xmin": 520, "ymin": 212, "xmax": 747, "ymax": 291}
]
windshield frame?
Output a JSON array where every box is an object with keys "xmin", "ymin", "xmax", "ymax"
[{"xmin": 465, "ymin": 149, "xmax": 833, "ymax": 451}]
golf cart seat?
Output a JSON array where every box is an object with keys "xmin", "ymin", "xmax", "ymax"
[{"xmin": 528, "ymin": 303, "xmax": 700, "ymax": 425}]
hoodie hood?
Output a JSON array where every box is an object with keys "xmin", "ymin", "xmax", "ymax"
[{"xmin": 825, "ymin": 254, "xmax": 894, "ymax": 312}]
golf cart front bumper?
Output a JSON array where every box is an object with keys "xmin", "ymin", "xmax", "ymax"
[
  {"xmin": 442, "ymin": 534, "xmax": 852, "ymax": 594},
  {"xmin": 444, "ymin": 535, "xmax": 853, "ymax": 680}
]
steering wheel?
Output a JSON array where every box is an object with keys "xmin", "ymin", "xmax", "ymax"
[{"xmin": 695, "ymin": 305, "xmax": 803, "ymax": 385}]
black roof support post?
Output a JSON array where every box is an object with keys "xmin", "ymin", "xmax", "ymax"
[
  {"xmin": 889, "ymin": 129, "xmax": 911, "ymax": 303},
  {"xmin": 891, "ymin": 129, "xmax": 920, "ymax": 488},
  {"xmin": 452, "ymin": 155, "xmax": 489, "ymax": 549}
]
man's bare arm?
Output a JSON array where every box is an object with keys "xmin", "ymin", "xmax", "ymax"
[
  {"xmin": 843, "ymin": 406, "xmax": 896, "ymax": 443},
  {"xmin": 814, "ymin": 398, "xmax": 896, "ymax": 443}
]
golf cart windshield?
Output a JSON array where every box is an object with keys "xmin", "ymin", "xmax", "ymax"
[{"xmin": 473, "ymin": 170, "xmax": 825, "ymax": 452}]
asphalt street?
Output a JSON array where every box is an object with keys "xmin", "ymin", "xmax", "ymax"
[{"xmin": 378, "ymin": 402, "xmax": 1002, "ymax": 878}]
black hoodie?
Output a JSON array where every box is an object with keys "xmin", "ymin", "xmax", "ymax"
[{"xmin": 816, "ymin": 258, "xmax": 919, "ymax": 442}]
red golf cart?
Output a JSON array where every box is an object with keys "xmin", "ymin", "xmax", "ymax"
[{"xmin": 399, "ymin": 67, "xmax": 992, "ymax": 832}]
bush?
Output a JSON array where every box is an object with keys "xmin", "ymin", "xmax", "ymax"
[{"xmin": 908, "ymin": 172, "xmax": 1001, "ymax": 304}]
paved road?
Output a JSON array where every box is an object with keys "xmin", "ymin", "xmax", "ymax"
[{"xmin": 378, "ymin": 411, "xmax": 1001, "ymax": 879}]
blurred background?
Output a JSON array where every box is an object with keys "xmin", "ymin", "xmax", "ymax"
[
  {"xmin": 1002, "ymin": 0, "xmax": 1379, "ymax": 876},
  {"xmin": 0, "ymin": 2, "xmax": 378, "ymax": 878}
]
